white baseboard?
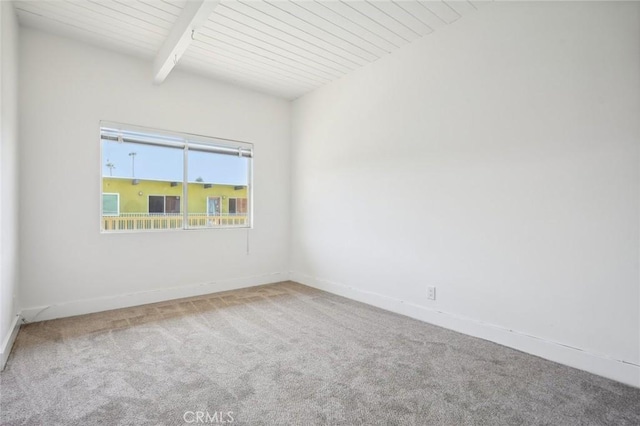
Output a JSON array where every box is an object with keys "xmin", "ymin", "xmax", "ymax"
[
  {"xmin": 290, "ymin": 271, "xmax": 640, "ymax": 389},
  {"xmin": 1, "ymin": 314, "xmax": 22, "ymax": 370},
  {"xmin": 21, "ymin": 272, "xmax": 289, "ymax": 323}
]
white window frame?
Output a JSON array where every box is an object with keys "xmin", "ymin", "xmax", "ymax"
[{"xmin": 100, "ymin": 121, "xmax": 253, "ymax": 233}]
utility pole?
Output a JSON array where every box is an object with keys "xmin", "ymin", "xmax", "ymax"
[
  {"xmin": 106, "ymin": 160, "xmax": 116, "ymax": 176},
  {"xmin": 128, "ymin": 152, "xmax": 137, "ymax": 177}
]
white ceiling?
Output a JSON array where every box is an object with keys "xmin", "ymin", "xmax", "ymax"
[{"xmin": 15, "ymin": 1, "xmax": 488, "ymax": 99}]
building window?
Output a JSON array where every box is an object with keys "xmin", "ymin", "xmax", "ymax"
[
  {"xmin": 207, "ymin": 197, "xmax": 221, "ymax": 215},
  {"xmin": 100, "ymin": 122, "xmax": 252, "ymax": 232},
  {"xmin": 229, "ymin": 198, "xmax": 247, "ymax": 215},
  {"xmin": 102, "ymin": 193, "xmax": 119, "ymax": 216},
  {"xmin": 149, "ymin": 195, "xmax": 181, "ymax": 214}
]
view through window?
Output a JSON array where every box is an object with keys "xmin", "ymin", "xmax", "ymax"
[{"xmin": 100, "ymin": 123, "xmax": 252, "ymax": 232}]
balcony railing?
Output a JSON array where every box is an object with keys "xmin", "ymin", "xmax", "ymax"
[{"xmin": 102, "ymin": 213, "xmax": 248, "ymax": 231}]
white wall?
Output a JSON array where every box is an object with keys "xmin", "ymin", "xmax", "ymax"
[
  {"xmin": 18, "ymin": 28, "xmax": 290, "ymax": 321},
  {"xmin": 1, "ymin": 1, "xmax": 21, "ymax": 367},
  {"xmin": 291, "ymin": 2, "xmax": 640, "ymax": 387}
]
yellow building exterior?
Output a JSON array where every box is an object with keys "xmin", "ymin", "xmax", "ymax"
[
  {"xmin": 102, "ymin": 177, "xmax": 247, "ymax": 214},
  {"xmin": 101, "ymin": 177, "xmax": 248, "ymax": 231}
]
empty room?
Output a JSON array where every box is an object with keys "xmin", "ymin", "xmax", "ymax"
[{"xmin": 1, "ymin": 0, "xmax": 639, "ymax": 424}]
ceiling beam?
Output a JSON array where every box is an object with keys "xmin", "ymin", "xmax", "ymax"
[{"xmin": 152, "ymin": 0, "xmax": 220, "ymax": 84}]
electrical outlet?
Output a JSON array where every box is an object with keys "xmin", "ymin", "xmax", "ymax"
[{"xmin": 427, "ymin": 286, "xmax": 436, "ymax": 300}]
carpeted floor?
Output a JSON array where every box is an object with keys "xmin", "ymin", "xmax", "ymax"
[{"xmin": 1, "ymin": 281, "xmax": 638, "ymax": 425}]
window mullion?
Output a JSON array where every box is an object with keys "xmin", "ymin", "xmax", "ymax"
[{"xmin": 183, "ymin": 143, "xmax": 189, "ymax": 229}]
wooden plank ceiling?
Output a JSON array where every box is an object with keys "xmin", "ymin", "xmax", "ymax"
[{"xmin": 15, "ymin": 1, "xmax": 488, "ymax": 99}]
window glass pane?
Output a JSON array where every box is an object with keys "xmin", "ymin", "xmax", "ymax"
[
  {"xmin": 149, "ymin": 196, "xmax": 165, "ymax": 214},
  {"xmin": 102, "ymin": 140, "xmax": 183, "ymax": 231},
  {"xmin": 102, "ymin": 194, "xmax": 118, "ymax": 216},
  {"xmin": 165, "ymin": 196, "xmax": 181, "ymax": 214},
  {"xmin": 228, "ymin": 198, "xmax": 248, "ymax": 215},
  {"xmin": 207, "ymin": 197, "xmax": 220, "ymax": 215},
  {"xmin": 187, "ymin": 150, "xmax": 249, "ymax": 228}
]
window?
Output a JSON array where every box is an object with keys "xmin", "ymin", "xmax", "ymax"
[
  {"xmin": 149, "ymin": 195, "xmax": 181, "ymax": 214},
  {"xmin": 207, "ymin": 197, "xmax": 221, "ymax": 215},
  {"xmin": 102, "ymin": 193, "xmax": 119, "ymax": 216},
  {"xmin": 100, "ymin": 122, "xmax": 252, "ymax": 232},
  {"xmin": 229, "ymin": 198, "xmax": 247, "ymax": 215}
]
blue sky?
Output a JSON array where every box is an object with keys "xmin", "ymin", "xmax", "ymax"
[{"xmin": 102, "ymin": 140, "xmax": 248, "ymax": 185}]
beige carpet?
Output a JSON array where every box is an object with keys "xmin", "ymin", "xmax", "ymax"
[{"xmin": 1, "ymin": 281, "xmax": 639, "ymax": 425}]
